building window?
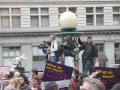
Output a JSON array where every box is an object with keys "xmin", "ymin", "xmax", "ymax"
[
  {"xmin": 0, "ymin": 8, "xmax": 9, "ymax": 14},
  {"xmin": 96, "ymin": 44, "xmax": 104, "ymax": 53},
  {"xmin": 41, "ymin": 8, "xmax": 49, "ymax": 27},
  {"xmin": 86, "ymin": 7, "xmax": 93, "ymax": 13},
  {"xmin": 69, "ymin": 7, "xmax": 76, "ymax": 13},
  {"xmin": 113, "ymin": 7, "xmax": 120, "ymax": 12},
  {"xmin": 3, "ymin": 47, "xmax": 21, "ymax": 69},
  {"xmin": 41, "ymin": 8, "xmax": 48, "ymax": 14},
  {"xmin": 41, "ymin": 16, "xmax": 49, "ymax": 27},
  {"xmin": 115, "ymin": 43, "xmax": 120, "ymax": 52},
  {"xmin": 113, "ymin": 15, "xmax": 120, "ymax": 25},
  {"xmin": 32, "ymin": 47, "xmax": 45, "ymax": 71},
  {"xmin": 11, "ymin": 8, "xmax": 20, "ymax": 14},
  {"xmin": 96, "ymin": 15, "xmax": 103, "ymax": 25},
  {"xmin": 12, "ymin": 16, "xmax": 20, "ymax": 28},
  {"xmin": 1, "ymin": 16, "xmax": 10, "ymax": 28},
  {"xmin": 30, "ymin": 8, "xmax": 38, "ymax": 14},
  {"xmin": 86, "ymin": 15, "xmax": 93, "ymax": 25},
  {"xmin": 96, "ymin": 7, "xmax": 103, "ymax": 13},
  {"xmin": 31, "ymin": 16, "xmax": 39, "ymax": 27},
  {"xmin": 58, "ymin": 7, "xmax": 66, "ymax": 13}
]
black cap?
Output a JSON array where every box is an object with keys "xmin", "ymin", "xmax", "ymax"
[
  {"xmin": 87, "ymin": 36, "xmax": 92, "ymax": 39},
  {"xmin": 45, "ymin": 41, "xmax": 51, "ymax": 46},
  {"xmin": 45, "ymin": 81, "xmax": 58, "ymax": 90}
]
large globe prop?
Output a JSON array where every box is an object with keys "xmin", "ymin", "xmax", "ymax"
[{"xmin": 59, "ymin": 11, "xmax": 77, "ymax": 28}]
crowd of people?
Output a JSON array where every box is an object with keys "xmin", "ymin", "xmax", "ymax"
[
  {"xmin": 1, "ymin": 68, "xmax": 120, "ymax": 90},
  {"xmin": 0, "ymin": 34, "xmax": 120, "ymax": 90},
  {"xmin": 43, "ymin": 34, "xmax": 98, "ymax": 75}
]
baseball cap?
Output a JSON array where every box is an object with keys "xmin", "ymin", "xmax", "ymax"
[
  {"xmin": 45, "ymin": 41, "xmax": 51, "ymax": 46},
  {"xmin": 87, "ymin": 36, "xmax": 92, "ymax": 39}
]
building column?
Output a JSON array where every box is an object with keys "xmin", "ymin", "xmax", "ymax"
[
  {"xmin": 104, "ymin": 41, "xmax": 115, "ymax": 67},
  {"xmin": 0, "ymin": 44, "xmax": 2, "ymax": 65},
  {"xmin": 21, "ymin": 43, "xmax": 33, "ymax": 71}
]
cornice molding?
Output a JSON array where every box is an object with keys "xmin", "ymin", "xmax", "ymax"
[
  {"xmin": 0, "ymin": 1, "xmax": 120, "ymax": 5},
  {"xmin": 0, "ymin": 30, "xmax": 119, "ymax": 37}
]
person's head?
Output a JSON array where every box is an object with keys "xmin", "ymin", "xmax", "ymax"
[
  {"xmin": 74, "ymin": 68, "xmax": 79, "ymax": 75},
  {"xmin": 45, "ymin": 41, "xmax": 51, "ymax": 48},
  {"xmin": 4, "ymin": 85, "xmax": 15, "ymax": 90},
  {"xmin": 80, "ymin": 73, "xmax": 88, "ymax": 83},
  {"xmin": 66, "ymin": 35, "xmax": 72, "ymax": 42},
  {"xmin": 14, "ymin": 71, "xmax": 20, "ymax": 80},
  {"xmin": 45, "ymin": 81, "xmax": 58, "ymax": 90},
  {"xmin": 31, "ymin": 76, "xmax": 40, "ymax": 86},
  {"xmin": 87, "ymin": 36, "xmax": 92, "ymax": 43},
  {"xmin": 31, "ymin": 68, "xmax": 38, "ymax": 77},
  {"xmin": 75, "ymin": 73, "xmax": 81, "ymax": 82},
  {"xmin": 82, "ymin": 78, "xmax": 105, "ymax": 90},
  {"xmin": 19, "ymin": 74, "xmax": 29, "ymax": 86},
  {"xmin": 9, "ymin": 78, "xmax": 18, "ymax": 88},
  {"xmin": 50, "ymin": 35, "xmax": 56, "ymax": 42},
  {"xmin": 112, "ymin": 83, "xmax": 120, "ymax": 90}
]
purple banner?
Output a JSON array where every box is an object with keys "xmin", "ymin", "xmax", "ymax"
[
  {"xmin": 94, "ymin": 67, "xmax": 120, "ymax": 90},
  {"xmin": 42, "ymin": 61, "xmax": 73, "ymax": 81}
]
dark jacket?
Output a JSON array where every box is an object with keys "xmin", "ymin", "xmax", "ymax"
[
  {"xmin": 64, "ymin": 40, "xmax": 76, "ymax": 57},
  {"xmin": 19, "ymin": 84, "xmax": 32, "ymax": 90},
  {"xmin": 79, "ymin": 42, "xmax": 98, "ymax": 60}
]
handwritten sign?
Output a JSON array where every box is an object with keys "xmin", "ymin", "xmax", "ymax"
[
  {"xmin": 0, "ymin": 66, "xmax": 10, "ymax": 75},
  {"xmin": 42, "ymin": 61, "xmax": 73, "ymax": 81},
  {"xmin": 94, "ymin": 67, "xmax": 120, "ymax": 90}
]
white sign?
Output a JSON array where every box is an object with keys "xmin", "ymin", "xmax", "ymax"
[{"xmin": 0, "ymin": 66, "xmax": 10, "ymax": 75}]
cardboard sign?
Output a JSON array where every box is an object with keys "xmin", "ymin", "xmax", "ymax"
[
  {"xmin": 0, "ymin": 66, "xmax": 10, "ymax": 75},
  {"xmin": 94, "ymin": 67, "xmax": 120, "ymax": 90}
]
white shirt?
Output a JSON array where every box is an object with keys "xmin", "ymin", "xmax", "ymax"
[{"xmin": 50, "ymin": 40, "xmax": 58, "ymax": 56}]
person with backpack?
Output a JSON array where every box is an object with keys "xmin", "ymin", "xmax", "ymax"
[
  {"xmin": 62, "ymin": 35, "xmax": 76, "ymax": 68},
  {"xmin": 49, "ymin": 34, "xmax": 59, "ymax": 62},
  {"xmin": 79, "ymin": 36, "xmax": 98, "ymax": 75}
]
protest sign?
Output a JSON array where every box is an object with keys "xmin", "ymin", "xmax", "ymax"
[
  {"xmin": 42, "ymin": 61, "xmax": 73, "ymax": 90},
  {"xmin": 94, "ymin": 67, "xmax": 120, "ymax": 90},
  {"xmin": 0, "ymin": 66, "xmax": 10, "ymax": 80},
  {"xmin": 0, "ymin": 66, "xmax": 10, "ymax": 75}
]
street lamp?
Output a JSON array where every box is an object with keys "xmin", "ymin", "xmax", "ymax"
[{"xmin": 55, "ymin": 11, "xmax": 83, "ymax": 43}]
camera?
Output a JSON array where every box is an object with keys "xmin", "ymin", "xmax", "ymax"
[
  {"xmin": 38, "ymin": 44, "xmax": 47, "ymax": 49},
  {"xmin": 38, "ymin": 40, "xmax": 47, "ymax": 49}
]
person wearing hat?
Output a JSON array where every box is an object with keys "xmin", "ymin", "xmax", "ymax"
[
  {"xmin": 45, "ymin": 81, "xmax": 58, "ymax": 90},
  {"xmin": 79, "ymin": 36, "xmax": 98, "ymax": 75},
  {"xmin": 19, "ymin": 74, "xmax": 32, "ymax": 90}
]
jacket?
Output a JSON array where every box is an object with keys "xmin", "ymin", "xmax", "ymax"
[
  {"xmin": 19, "ymin": 84, "xmax": 32, "ymax": 90},
  {"xmin": 79, "ymin": 42, "xmax": 98, "ymax": 60},
  {"xmin": 50, "ymin": 40, "xmax": 58, "ymax": 56},
  {"xmin": 64, "ymin": 40, "xmax": 76, "ymax": 57}
]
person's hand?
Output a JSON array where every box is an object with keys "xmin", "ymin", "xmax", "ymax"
[{"xmin": 89, "ymin": 72, "xmax": 99, "ymax": 78}]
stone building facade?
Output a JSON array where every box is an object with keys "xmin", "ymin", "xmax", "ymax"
[{"xmin": 0, "ymin": 0, "xmax": 120, "ymax": 71}]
